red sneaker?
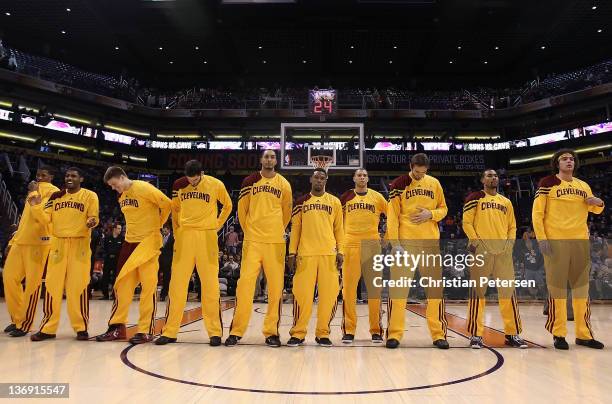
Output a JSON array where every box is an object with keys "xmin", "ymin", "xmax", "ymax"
[{"xmin": 95, "ymin": 324, "xmax": 127, "ymax": 342}]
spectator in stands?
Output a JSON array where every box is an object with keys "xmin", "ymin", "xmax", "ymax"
[
  {"xmin": 159, "ymin": 225, "xmax": 174, "ymax": 301},
  {"xmin": 100, "ymin": 223, "xmax": 124, "ymax": 300},
  {"xmin": 520, "ymin": 229, "xmax": 545, "ymax": 299},
  {"xmin": 225, "ymin": 225, "xmax": 239, "ymax": 256},
  {"xmin": 220, "ymin": 255, "xmax": 240, "ymax": 296}
]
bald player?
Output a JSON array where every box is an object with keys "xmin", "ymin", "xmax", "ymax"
[
  {"xmin": 463, "ymin": 169, "xmax": 526, "ymax": 349},
  {"xmin": 96, "ymin": 167, "xmax": 171, "ymax": 344},
  {"xmin": 287, "ymin": 168, "xmax": 344, "ymax": 347},
  {"xmin": 339, "ymin": 168, "xmax": 387, "ymax": 344},
  {"xmin": 225, "ymin": 150, "xmax": 292, "ymax": 348},
  {"xmin": 29, "ymin": 167, "xmax": 99, "ymax": 341},
  {"xmin": 3, "ymin": 165, "xmax": 59, "ymax": 337}
]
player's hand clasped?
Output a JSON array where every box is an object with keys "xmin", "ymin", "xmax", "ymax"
[
  {"xmin": 586, "ymin": 196, "xmax": 604, "ymax": 207},
  {"xmin": 410, "ymin": 207, "xmax": 432, "ymax": 224},
  {"xmin": 287, "ymin": 254, "xmax": 296, "ymax": 271},
  {"xmin": 336, "ymin": 253, "xmax": 344, "ymax": 271}
]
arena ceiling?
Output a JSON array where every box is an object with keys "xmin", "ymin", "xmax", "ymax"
[{"xmin": 1, "ymin": 0, "xmax": 610, "ymax": 88}]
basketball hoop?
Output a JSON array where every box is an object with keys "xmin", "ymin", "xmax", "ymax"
[{"xmin": 310, "ymin": 155, "xmax": 334, "ymax": 171}]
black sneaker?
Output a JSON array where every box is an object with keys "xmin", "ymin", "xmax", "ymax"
[
  {"xmin": 210, "ymin": 336, "xmax": 222, "ymax": 347},
  {"xmin": 155, "ymin": 336, "xmax": 177, "ymax": 345},
  {"xmin": 371, "ymin": 334, "xmax": 383, "ymax": 344},
  {"xmin": 286, "ymin": 337, "xmax": 305, "ymax": 347},
  {"xmin": 505, "ymin": 335, "xmax": 528, "ymax": 349},
  {"xmin": 224, "ymin": 335, "xmax": 241, "ymax": 347},
  {"xmin": 433, "ymin": 339, "xmax": 450, "ymax": 349},
  {"xmin": 30, "ymin": 331, "xmax": 56, "ymax": 341},
  {"xmin": 129, "ymin": 333, "xmax": 154, "ymax": 345},
  {"xmin": 342, "ymin": 334, "xmax": 354, "ymax": 344},
  {"xmin": 470, "ymin": 336, "xmax": 484, "ymax": 349},
  {"xmin": 575, "ymin": 338, "xmax": 604, "ymax": 349},
  {"xmin": 4, "ymin": 323, "xmax": 16, "ymax": 333},
  {"xmin": 386, "ymin": 338, "xmax": 400, "ymax": 349},
  {"xmin": 315, "ymin": 337, "xmax": 333, "ymax": 347},
  {"xmin": 76, "ymin": 331, "xmax": 89, "ymax": 341},
  {"xmin": 265, "ymin": 335, "xmax": 281, "ymax": 347},
  {"xmin": 9, "ymin": 329, "xmax": 27, "ymax": 337},
  {"xmin": 553, "ymin": 336, "xmax": 569, "ymax": 350}
]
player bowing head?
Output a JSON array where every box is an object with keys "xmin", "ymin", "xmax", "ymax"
[{"xmin": 103, "ymin": 166, "xmax": 131, "ymax": 193}]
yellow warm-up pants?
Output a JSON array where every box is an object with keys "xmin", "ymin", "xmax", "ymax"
[
  {"xmin": 387, "ymin": 243, "xmax": 448, "ymax": 342},
  {"xmin": 39, "ymin": 238, "xmax": 90, "ymax": 334},
  {"xmin": 162, "ymin": 228, "xmax": 222, "ymax": 339},
  {"xmin": 108, "ymin": 234, "xmax": 161, "ymax": 335},
  {"xmin": 467, "ymin": 246, "xmax": 522, "ymax": 337},
  {"xmin": 290, "ymin": 255, "xmax": 340, "ymax": 339},
  {"xmin": 544, "ymin": 240, "xmax": 593, "ymax": 340},
  {"xmin": 341, "ymin": 242, "xmax": 382, "ymax": 336},
  {"xmin": 229, "ymin": 241, "xmax": 286, "ymax": 338},
  {"xmin": 3, "ymin": 244, "xmax": 50, "ymax": 332}
]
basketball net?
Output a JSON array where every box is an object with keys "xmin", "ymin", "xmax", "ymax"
[{"xmin": 310, "ymin": 155, "xmax": 334, "ymax": 171}]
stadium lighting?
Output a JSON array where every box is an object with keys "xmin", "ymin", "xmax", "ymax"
[
  {"xmin": 100, "ymin": 151, "xmax": 114, "ymax": 157},
  {"xmin": 157, "ymin": 134, "xmax": 200, "ymax": 139},
  {"xmin": 215, "ymin": 135, "xmax": 242, "ymax": 139},
  {"xmin": 104, "ymin": 124, "xmax": 150, "ymax": 137},
  {"xmin": 455, "ymin": 135, "xmax": 500, "ymax": 140},
  {"xmin": 53, "ymin": 113, "xmax": 92, "ymax": 125},
  {"xmin": 49, "ymin": 141, "xmax": 88, "ymax": 152},
  {"xmin": 0, "ymin": 132, "xmax": 37, "ymax": 142},
  {"xmin": 509, "ymin": 143, "xmax": 612, "ymax": 164},
  {"xmin": 0, "ymin": 100, "xmax": 13, "ymax": 108},
  {"xmin": 128, "ymin": 156, "xmax": 148, "ymax": 162}
]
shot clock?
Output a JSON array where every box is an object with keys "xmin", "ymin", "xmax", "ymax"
[{"xmin": 308, "ymin": 89, "xmax": 337, "ymax": 116}]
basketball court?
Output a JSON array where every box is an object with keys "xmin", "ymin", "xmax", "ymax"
[{"xmin": 1, "ymin": 299, "xmax": 610, "ymax": 403}]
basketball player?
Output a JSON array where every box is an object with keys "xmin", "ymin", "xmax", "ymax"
[
  {"xmin": 532, "ymin": 149, "xmax": 605, "ymax": 350},
  {"xmin": 3, "ymin": 165, "xmax": 59, "ymax": 337},
  {"xmin": 463, "ymin": 169, "xmax": 526, "ymax": 349},
  {"xmin": 386, "ymin": 153, "xmax": 449, "ymax": 349},
  {"xmin": 287, "ymin": 168, "xmax": 344, "ymax": 347},
  {"xmin": 96, "ymin": 167, "xmax": 171, "ymax": 344},
  {"xmin": 28, "ymin": 167, "xmax": 99, "ymax": 341},
  {"xmin": 339, "ymin": 168, "xmax": 387, "ymax": 344},
  {"xmin": 225, "ymin": 150, "xmax": 292, "ymax": 347},
  {"xmin": 155, "ymin": 160, "xmax": 232, "ymax": 346}
]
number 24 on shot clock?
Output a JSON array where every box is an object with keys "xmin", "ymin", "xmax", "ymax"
[{"xmin": 309, "ymin": 89, "xmax": 337, "ymax": 115}]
